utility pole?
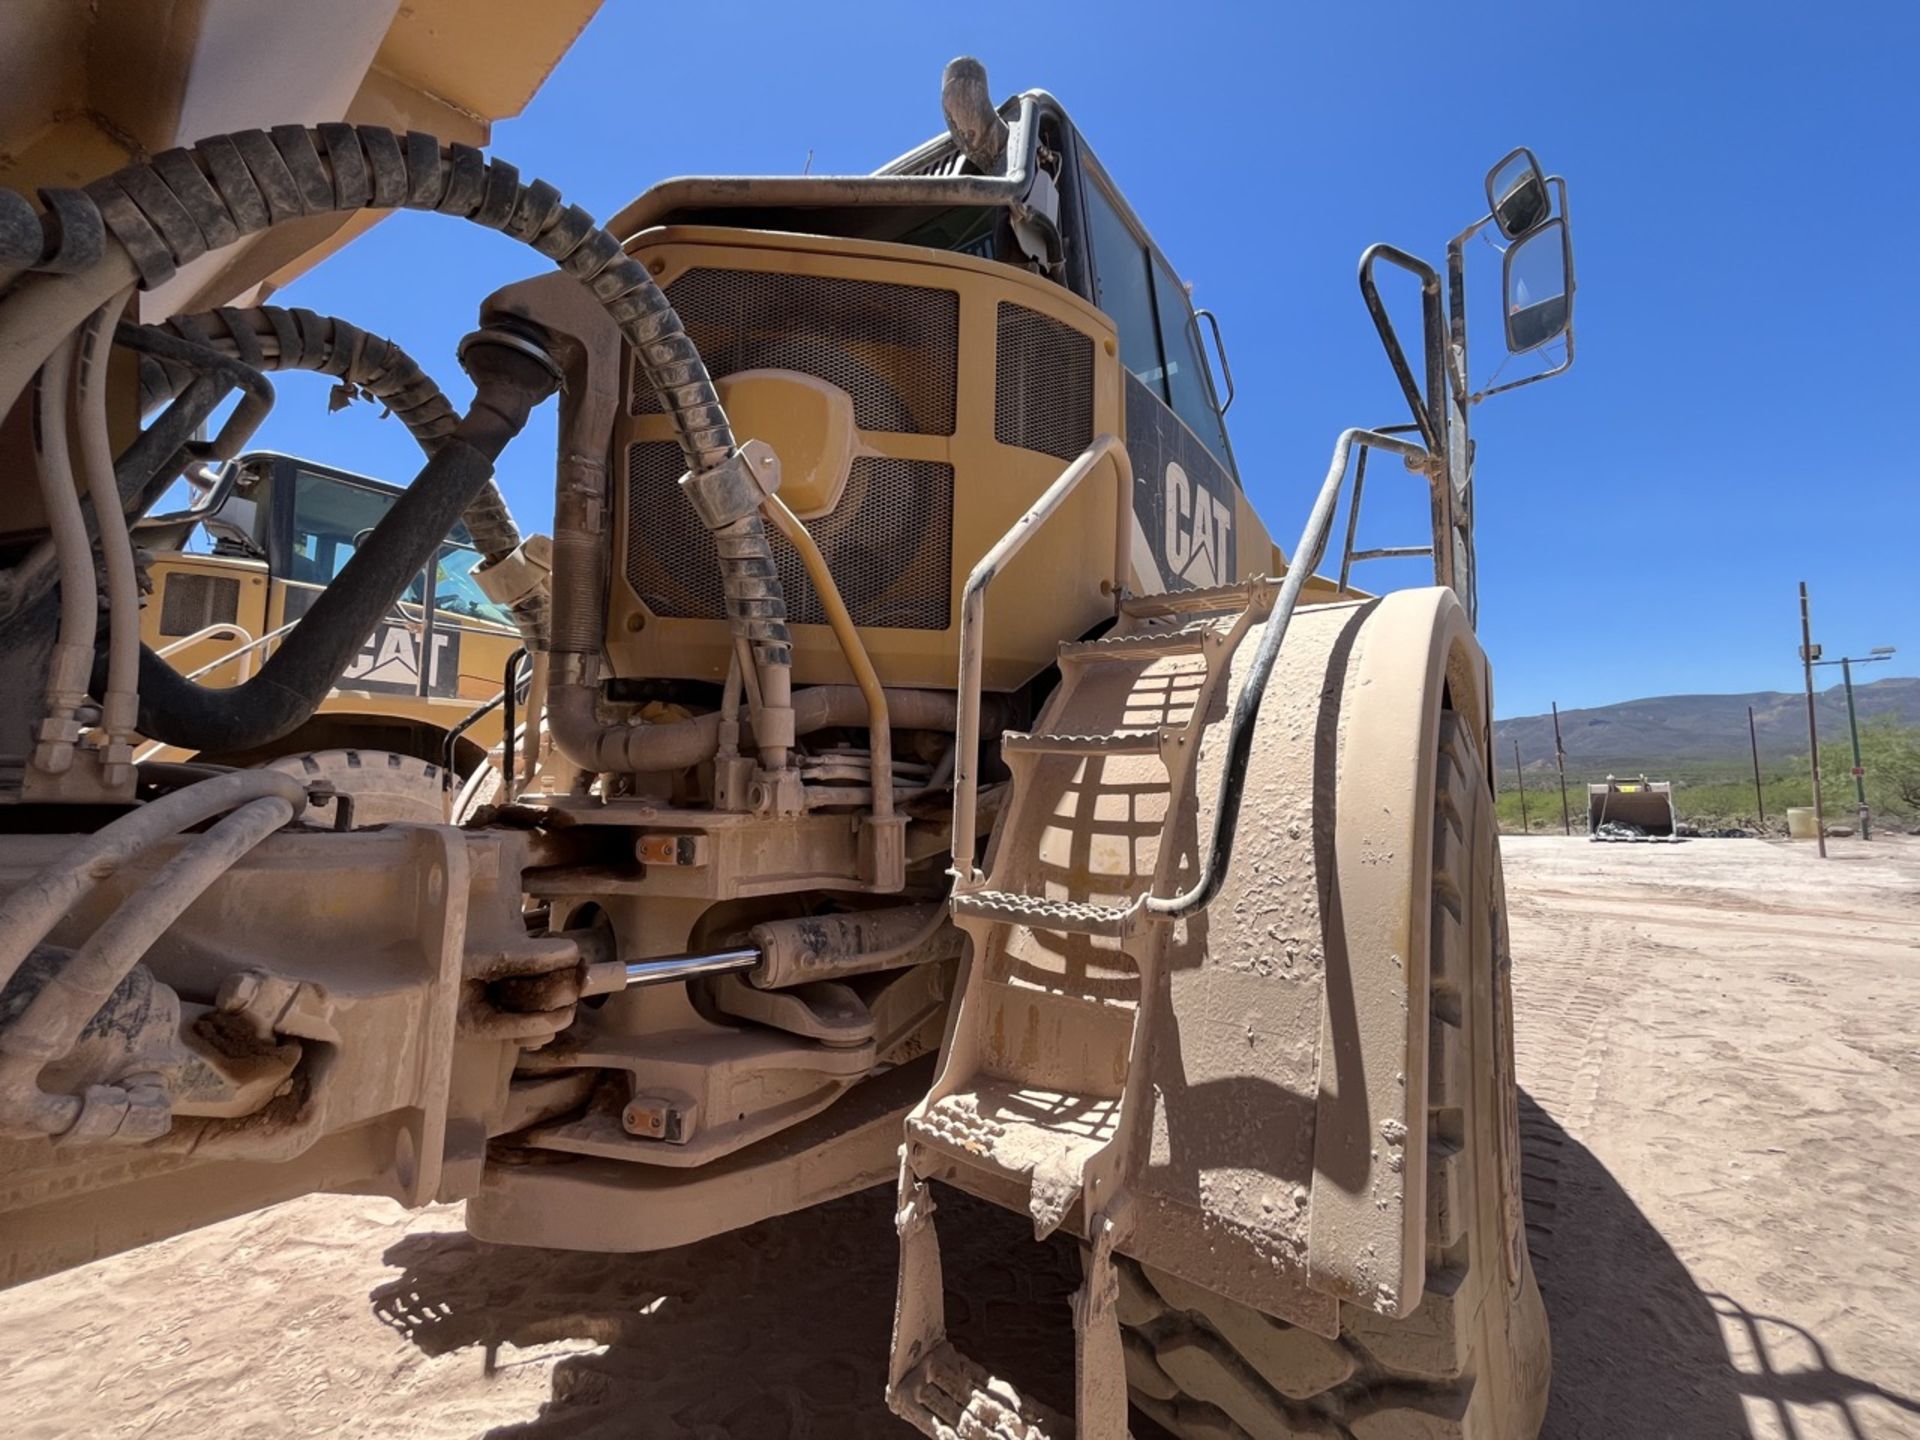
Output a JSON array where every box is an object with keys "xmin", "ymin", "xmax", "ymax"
[
  {"xmin": 1841, "ymin": 657, "xmax": 1868, "ymax": 840},
  {"xmin": 1810, "ymin": 644, "xmax": 1896, "ymax": 839},
  {"xmin": 1551, "ymin": 701, "xmax": 1571, "ymax": 835},
  {"xmin": 1747, "ymin": 704, "xmax": 1766, "ymax": 829},
  {"xmin": 1512, "ymin": 740, "xmax": 1530, "ymax": 833},
  {"xmin": 1798, "ymin": 581, "xmax": 1827, "ymax": 859}
]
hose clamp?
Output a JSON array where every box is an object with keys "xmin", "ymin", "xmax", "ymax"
[
  {"xmin": 457, "ymin": 325, "xmax": 567, "ymax": 391},
  {"xmin": 680, "ymin": 440, "xmax": 782, "ymax": 531}
]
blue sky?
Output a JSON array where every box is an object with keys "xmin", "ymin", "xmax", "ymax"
[{"xmin": 251, "ymin": 0, "xmax": 1918, "ymax": 718}]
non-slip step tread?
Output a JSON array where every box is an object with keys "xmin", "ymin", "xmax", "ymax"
[
  {"xmin": 1120, "ymin": 578, "xmax": 1273, "ymax": 618},
  {"xmin": 909, "ymin": 1083, "xmax": 1120, "ymax": 1167},
  {"xmin": 1056, "ymin": 622, "xmax": 1219, "ymax": 663},
  {"xmin": 952, "ymin": 888, "xmax": 1138, "ymax": 937},
  {"xmin": 1001, "ymin": 728, "xmax": 1164, "ymax": 756},
  {"xmin": 893, "ymin": 1340, "xmax": 1072, "ymax": 1439}
]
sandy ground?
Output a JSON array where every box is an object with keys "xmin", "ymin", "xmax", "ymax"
[
  {"xmin": 1505, "ymin": 835, "xmax": 1920, "ymax": 1440},
  {"xmin": 2, "ymin": 835, "xmax": 1917, "ymax": 1439}
]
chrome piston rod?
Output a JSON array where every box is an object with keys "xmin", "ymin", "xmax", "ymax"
[{"xmin": 580, "ymin": 947, "xmax": 761, "ymax": 996}]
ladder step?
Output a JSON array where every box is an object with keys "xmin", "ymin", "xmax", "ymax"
[
  {"xmin": 1120, "ymin": 577, "xmax": 1273, "ymax": 619},
  {"xmin": 1057, "ymin": 621, "xmax": 1216, "ymax": 664},
  {"xmin": 1001, "ymin": 728, "xmax": 1162, "ymax": 757},
  {"xmin": 908, "ymin": 1083, "xmax": 1119, "ymax": 1186},
  {"xmin": 892, "ymin": 1340, "xmax": 1072, "ymax": 1439},
  {"xmin": 952, "ymin": 888, "xmax": 1139, "ymax": 938}
]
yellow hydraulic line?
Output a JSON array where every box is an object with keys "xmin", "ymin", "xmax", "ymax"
[{"xmin": 760, "ymin": 493, "xmax": 892, "ymax": 818}]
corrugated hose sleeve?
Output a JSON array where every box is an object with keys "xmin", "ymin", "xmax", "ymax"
[
  {"xmin": 7, "ymin": 125, "xmax": 789, "ymax": 670},
  {"xmin": 134, "ymin": 305, "xmax": 543, "ymax": 641}
]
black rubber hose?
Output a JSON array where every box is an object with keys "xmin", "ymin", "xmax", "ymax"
[
  {"xmin": 129, "ymin": 341, "xmax": 559, "ymax": 751},
  {"xmin": 501, "ymin": 646, "xmax": 526, "ymax": 788}
]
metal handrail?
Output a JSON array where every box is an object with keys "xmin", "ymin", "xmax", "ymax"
[
  {"xmin": 181, "ymin": 618, "xmax": 297, "ymax": 682},
  {"xmin": 155, "ymin": 622, "xmax": 256, "ymax": 676},
  {"xmin": 1334, "ymin": 421, "xmax": 1438, "ymax": 595},
  {"xmin": 951, "ymin": 434, "xmax": 1134, "ymax": 884},
  {"xmin": 1148, "ymin": 426, "xmax": 1431, "ymax": 918}
]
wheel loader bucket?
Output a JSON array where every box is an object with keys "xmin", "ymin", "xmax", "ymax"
[{"xmin": 1587, "ymin": 779, "xmax": 1677, "ymax": 839}]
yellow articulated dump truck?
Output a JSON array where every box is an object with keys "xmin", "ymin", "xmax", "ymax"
[{"xmin": 0, "ymin": 11, "xmax": 1577, "ymax": 1437}]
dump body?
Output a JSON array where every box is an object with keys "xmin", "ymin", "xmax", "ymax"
[{"xmin": 1588, "ymin": 778, "xmax": 1678, "ymax": 839}]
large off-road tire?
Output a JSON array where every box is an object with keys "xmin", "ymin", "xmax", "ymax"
[
  {"xmin": 263, "ymin": 748, "xmax": 449, "ymax": 825},
  {"xmin": 1117, "ymin": 711, "xmax": 1550, "ymax": 1439}
]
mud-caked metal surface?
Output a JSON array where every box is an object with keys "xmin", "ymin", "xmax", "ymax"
[
  {"xmin": 893, "ymin": 582, "xmax": 1549, "ymax": 1439},
  {"xmin": 0, "ymin": 824, "xmax": 573, "ymax": 1287}
]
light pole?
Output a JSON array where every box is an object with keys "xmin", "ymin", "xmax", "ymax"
[
  {"xmin": 1798, "ymin": 583, "xmax": 1826, "ymax": 859},
  {"xmin": 1551, "ymin": 701, "xmax": 1571, "ymax": 835},
  {"xmin": 1813, "ymin": 645, "xmax": 1897, "ymax": 839}
]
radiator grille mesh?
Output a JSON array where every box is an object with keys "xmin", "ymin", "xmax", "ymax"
[
  {"xmin": 624, "ymin": 443, "xmax": 954, "ymax": 631},
  {"xmin": 994, "ymin": 301, "xmax": 1094, "ymax": 460},
  {"xmin": 629, "ymin": 269, "xmax": 959, "ymax": 435},
  {"xmin": 158, "ymin": 571, "xmax": 240, "ymax": 637}
]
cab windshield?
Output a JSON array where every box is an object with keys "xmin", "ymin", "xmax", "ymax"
[{"xmin": 288, "ymin": 467, "xmax": 512, "ymax": 627}]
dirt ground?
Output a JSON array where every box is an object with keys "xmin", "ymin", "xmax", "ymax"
[{"xmin": 2, "ymin": 835, "xmax": 1916, "ymax": 1439}]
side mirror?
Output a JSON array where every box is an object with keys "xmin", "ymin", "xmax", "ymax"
[
  {"xmin": 1503, "ymin": 219, "xmax": 1573, "ymax": 353},
  {"xmin": 1485, "ymin": 148, "xmax": 1550, "ymax": 240}
]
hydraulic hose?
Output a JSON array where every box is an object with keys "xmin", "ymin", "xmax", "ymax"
[
  {"xmin": 0, "ymin": 768, "xmax": 309, "ymax": 997},
  {"xmin": 77, "ymin": 295, "xmax": 140, "ymax": 761},
  {"xmin": 28, "ymin": 334, "xmax": 94, "ymax": 765},
  {"xmin": 135, "ymin": 304, "xmax": 544, "ymax": 644},
  {"xmin": 130, "ymin": 339, "xmax": 559, "ymax": 751},
  {"xmin": 135, "ymin": 306, "xmax": 462, "ymax": 463},
  {"xmin": 0, "ymin": 125, "xmax": 791, "ymax": 708},
  {"xmin": 763, "ymin": 493, "xmax": 892, "ymax": 815},
  {"xmin": 0, "ymin": 793, "xmax": 294, "ymax": 1140}
]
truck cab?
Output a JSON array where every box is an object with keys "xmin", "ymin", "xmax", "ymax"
[{"xmin": 605, "ymin": 77, "xmax": 1264, "ymax": 611}]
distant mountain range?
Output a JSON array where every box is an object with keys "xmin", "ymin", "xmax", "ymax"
[{"xmin": 1492, "ymin": 676, "xmax": 1920, "ymax": 775}]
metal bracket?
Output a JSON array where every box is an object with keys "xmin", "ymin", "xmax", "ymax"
[{"xmin": 679, "ymin": 439, "xmax": 782, "ymax": 531}]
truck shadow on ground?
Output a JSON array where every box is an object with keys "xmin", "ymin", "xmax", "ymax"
[
  {"xmin": 367, "ymin": 1093, "xmax": 1917, "ymax": 1439},
  {"xmin": 1521, "ymin": 1091, "xmax": 1919, "ymax": 1439},
  {"xmin": 370, "ymin": 1180, "xmax": 1086, "ymax": 1439}
]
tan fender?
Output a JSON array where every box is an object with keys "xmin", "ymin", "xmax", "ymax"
[
  {"xmin": 1129, "ymin": 585, "xmax": 1487, "ymax": 1333},
  {"xmin": 1303, "ymin": 586, "xmax": 1486, "ymax": 1318}
]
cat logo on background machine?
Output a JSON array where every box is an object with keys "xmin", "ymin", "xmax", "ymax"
[{"xmin": 342, "ymin": 618, "xmax": 462, "ymax": 698}]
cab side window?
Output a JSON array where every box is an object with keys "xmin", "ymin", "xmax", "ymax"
[
  {"xmin": 1084, "ymin": 179, "xmax": 1163, "ymax": 391},
  {"xmin": 1153, "ymin": 258, "xmax": 1233, "ymax": 469},
  {"xmin": 1085, "ymin": 175, "xmax": 1235, "ymax": 475}
]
